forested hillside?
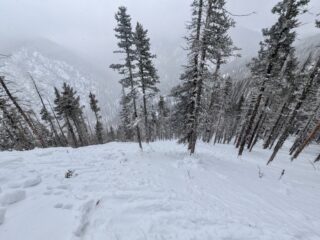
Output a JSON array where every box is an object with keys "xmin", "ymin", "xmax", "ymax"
[{"xmin": 1, "ymin": 0, "xmax": 319, "ymax": 164}]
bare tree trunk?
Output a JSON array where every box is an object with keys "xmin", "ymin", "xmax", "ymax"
[
  {"xmin": 0, "ymin": 76, "xmax": 46, "ymax": 147},
  {"xmin": 141, "ymin": 79, "xmax": 150, "ymax": 143},
  {"xmin": 292, "ymin": 121, "xmax": 320, "ymax": 160},
  {"xmin": 290, "ymin": 102, "xmax": 320, "ymax": 155},
  {"xmin": 264, "ymin": 102, "xmax": 287, "ymax": 149},
  {"xmin": 268, "ymin": 57, "xmax": 320, "ymax": 164},
  {"xmin": 31, "ymin": 76, "xmax": 62, "ymax": 146},
  {"xmin": 247, "ymin": 98, "xmax": 269, "ymax": 150}
]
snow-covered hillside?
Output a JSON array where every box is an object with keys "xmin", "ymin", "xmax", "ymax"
[
  {"xmin": 0, "ymin": 141, "xmax": 319, "ymax": 240},
  {"xmin": 0, "ymin": 38, "xmax": 119, "ymax": 123},
  {"xmin": 222, "ymin": 33, "xmax": 320, "ymax": 80}
]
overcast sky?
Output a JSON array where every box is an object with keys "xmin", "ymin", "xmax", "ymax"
[{"xmin": 1, "ymin": 0, "xmax": 320, "ymax": 66}]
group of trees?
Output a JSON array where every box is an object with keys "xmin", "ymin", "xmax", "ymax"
[
  {"xmin": 110, "ymin": 6, "xmax": 166, "ymax": 149},
  {"xmin": 0, "ymin": 1, "xmax": 319, "ymax": 163},
  {"xmin": 171, "ymin": 0, "xmax": 320, "ymax": 163},
  {"xmin": 0, "ymin": 77, "xmax": 116, "ymax": 151},
  {"xmin": 171, "ymin": 0, "xmax": 238, "ymax": 153}
]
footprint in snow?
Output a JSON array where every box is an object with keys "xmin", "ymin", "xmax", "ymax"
[
  {"xmin": 54, "ymin": 203, "xmax": 73, "ymax": 210},
  {"xmin": 73, "ymin": 200, "xmax": 96, "ymax": 237}
]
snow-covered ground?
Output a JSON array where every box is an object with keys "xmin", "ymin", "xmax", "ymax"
[{"xmin": 0, "ymin": 141, "xmax": 319, "ymax": 240}]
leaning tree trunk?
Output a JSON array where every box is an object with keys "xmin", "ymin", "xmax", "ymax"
[
  {"xmin": 31, "ymin": 77, "xmax": 62, "ymax": 146},
  {"xmin": 290, "ymin": 102, "xmax": 320, "ymax": 155},
  {"xmin": 0, "ymin": 76, "xmax": 47, "ymax": 148},
  {"xmin": 264, "ymin": 102, "xmax": 287, "ymax": 149},
  {"xmin": 268, "ymin": 57, "xmax": 320, "ymax": 164},
  {"xmin": 247, "ymin": 98, "xmax": 269, "ymax": 150},
  {"xmin": 291, "ymin": 120, "xmax": 320, "ymax": 160}
]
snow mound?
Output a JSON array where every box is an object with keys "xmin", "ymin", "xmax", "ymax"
[
  {"xmin": 23, "ymin": 176, "xmax": 42, "ymax": 188},
  {"xmin": 0, "ymin": 190, "xmax": 26, "ymax": 206}
]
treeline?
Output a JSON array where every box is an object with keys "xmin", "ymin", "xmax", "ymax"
[
  {"xmin": 110, "ymin": 1, "xmax": 319, "ymax": 162},
  {"xmin": 170, "ymin": 0, "xmax": 320, "ymax": 163},
  {"xmin": 0, "ymin": 6, "xmax": 175, "ymax": 151},
  {"xmin": 0, "ymin": 0, "xmax": 319, "ymax": 163},
  {"xmin": 109, "ymin": 6, "xmax": 174, "ymax": 149},
  {"xmin": 0, "ymin": 77, "xmax": 111, "ymax": 150}
]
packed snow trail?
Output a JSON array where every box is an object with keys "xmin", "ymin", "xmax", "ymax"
[{"xmin": 0, "ymin": 141, "xmax": 319, "ymax": 240}]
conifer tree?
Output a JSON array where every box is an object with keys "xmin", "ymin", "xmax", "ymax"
[
  {"xmin": 172, "ymin": 0, "xmax": 237, "ymax": 153},
  {"xmin": 0, "ymin": 97, "xmax": 32, "ymax": 150},
  {"xmin": 89, "ymin": 92, "xmax": 104, "ymax": 144},
  {"xmin": 0, "ymin": 76, "xmax": 46, "ymax": 148},
  {"xmin": 158, "ymin": 96, "xmax": 170, "ymax": 140},
  {"xmin": 54, "ymin": 84, "xmax": 88, "ymax": 147},
  {"xmin": 268, "ymin": 56, "xmax": 320, "ymax": 164},
  {"xmin": 238, "ymin": 0, "xmax": 310, "ymax": 156},
  {"xmin": 31, "ymin": 77, "xmax": 63, "ymax": 147},
  {"xmin": 201, "ymin": 0, "xmax": 238, "ymax": 143},
  {"xmin": 134, "ymin": 22, "xmax": 159, "ymax": 143},
  {"xmin": 110, "ymin": 6, "xmax": 142, "ymax": 149},
  {"xmin": 109, "ymin": 126, "xmax": 116, "ymax": 141}
]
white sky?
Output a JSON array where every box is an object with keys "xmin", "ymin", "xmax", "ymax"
[{"xmin": 1, "ymin": 0, "xmax": 319, "ymax": 67}]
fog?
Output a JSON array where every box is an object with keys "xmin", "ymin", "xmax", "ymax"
[{"xmin": 1, "ymin": 0, "xmax": 320, "ymax": 74}]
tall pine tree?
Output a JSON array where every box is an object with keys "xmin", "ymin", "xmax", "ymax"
[
  {"xmin": 89, "ymin": 92, "xmax": 104, "ymax": 144},
  {"xmin": 110, "ymin": 6, "xmax": 143, "ymax": 149},
  {"xmin": 134, "ymin": 22, "xmax": 159, "ymax": 143},
  {"xmin": 237, "ymin": 0, "xmax": 309, "ymax": 156}
]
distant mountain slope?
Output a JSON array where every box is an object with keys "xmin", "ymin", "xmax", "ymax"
[
  {"xmin": 222, "ymin": 33, "xmax": 320, "ymax": 80},
  {"xmin": 0, "ymin": 38, "xmax": 119, "ymax": 123},
  {"xmin": 152, "ymin": 26, "xmax": 262, "ymax": 92}
]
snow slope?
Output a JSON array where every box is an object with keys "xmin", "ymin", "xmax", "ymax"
[
  {"xmin": 0, "ymin": 38, "xmax": 119, "ymax": 123},
  {"xmin": 0, "ymin": 141, "xmax": 319, "ymax": 240}
]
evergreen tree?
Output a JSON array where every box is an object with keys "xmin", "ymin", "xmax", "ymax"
[
  {"xmin": 158, "ymin": 96, "xmax": 171, "ymax": 140},
  {"xmin": 0, "ymin": 97, "xmax": 33, "ymax": 150},
  {"xmin": 134, "ymin": 22, "xmax": 159, "ymax": 143},
  {"xmin": 268, "ymin": 56, "xmax": 320, "ymax": 164},
  {"xmin": 0, "ymin": 76, "xmax": 47, "ymax": 148},
  {"xmin": 31, "ymin": 77, "xmax": 63, "ymax": 147},
  {"xmin": 89, "ymin": 92, "xmax": 104, "ymax": 144},
  {"xmin": 237, "ymin": 0, "xmax": 310, "ymax": 156},
  {"xmin": 109, "ymin": 126, "xmax": 116, "ymax": 141},
  {"xmin": 171, "ymin": 0, "xmax": 205, "ymax": 154},
  {"xmin": 172, "ymin": 0, "xmax": 237, "ymax": 153},
  {"xmin": 54, "ymin": 84, "xmax": 88, "ymax": 147},
  {"xmin": 110, "ymin": 6, "xmax": 142, "ymax": 149}
]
